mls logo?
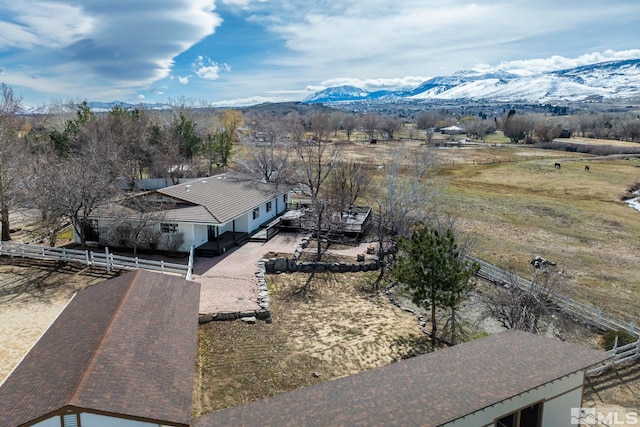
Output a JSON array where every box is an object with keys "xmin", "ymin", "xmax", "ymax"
[{"xmin": 571, "ymin": 407, "xmax": 596, "ymax": 424}]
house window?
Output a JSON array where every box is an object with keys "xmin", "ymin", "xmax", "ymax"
[
  {"xmin": 496, "ymin": 402, "xmax": 542, "ymax": 427},
  {"xmin": 266, "ymin": 201, "xmax": 272, "ymax": 212},
  {"xmin": 160, "ymin": 223, "xmax": 178, "ymax": 233},
  {"xmin": 83, "ymin": 219, "xmax": 100, "ymax": 241},
  {"xmin": 283, "ymin": 194, "xmax": 287, "ymax": 203},
  {"xmin": 253, "ymin": 207, "xmax": 260, "ymax": 220}
]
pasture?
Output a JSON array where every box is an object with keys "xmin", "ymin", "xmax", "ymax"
[{"xmin": 331, "ymin": 136, "xmax": 640, "ymax": 321}]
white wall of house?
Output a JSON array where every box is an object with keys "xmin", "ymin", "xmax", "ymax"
[
  {"xmin": 444, "ymin": 371, "xmax": 585, "ymax": 427},
  {"xmin": 79, "ymin": 192, "xmax": 291, "ymax": 253},
  {"xmin": 31, "ymin": 412, "xmax": 166, "ymax": 427}
]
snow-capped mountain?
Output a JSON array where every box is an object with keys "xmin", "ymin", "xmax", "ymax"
[
  {"xmin": 304, "ymin": 59, "xmax": 640, "ymax": 104},
  {"xmin": 19, "ymin": 100, "xmax": 172, "ymax": 115}
]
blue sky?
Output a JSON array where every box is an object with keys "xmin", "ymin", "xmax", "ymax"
[{"xmin": 1, "ymin": 0, "xmax": 639, "ymax": 107}]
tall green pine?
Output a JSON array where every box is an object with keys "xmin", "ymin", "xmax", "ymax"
[{"xmin": 394, "ymin": 224, "xmax": 478, "ymax": 348}]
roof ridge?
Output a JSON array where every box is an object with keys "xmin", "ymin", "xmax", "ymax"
[{"xmin": 68, "ymin": 270, "xmax": 142, "ymax": 405}]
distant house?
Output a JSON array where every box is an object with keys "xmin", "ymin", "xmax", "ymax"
[
  {"xmin": 193, "ymin": 330, "xmax": 607, "ymax": 427},
  {"xmin": 81, "ymin": 173, "xmax": 291, "ymax": 256},
  {"xmin": 0, "ymin": 270, "xmax": 200, "ymax": 427},
  {"xmin": 441, "ymin": 125, "xmax": 466, "ymax": 135}
]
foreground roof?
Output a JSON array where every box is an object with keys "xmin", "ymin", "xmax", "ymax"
[
  {"xmin": 193, "ymin": 330, "xmax": 607, "ymax": 427},
  {"xmin": 0, "ymin": 270, "xmax": 201, "ymax": 427},
  {"xmin": 157, "ymin": 173, "xmax": 290, "ymax": 224}
]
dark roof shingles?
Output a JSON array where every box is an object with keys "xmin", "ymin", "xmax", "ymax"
[{"xmin": 0, "ymin": 270, "xmax": 200, "ymax": 427}]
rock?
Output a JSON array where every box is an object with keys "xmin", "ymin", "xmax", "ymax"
[
  {"xmin": 198, "ymin": 314, "xmax": 214, "ymax": 324},
  {"xmin": 240, "ymin": 316, "xmax": 257, "ymax": 324}
]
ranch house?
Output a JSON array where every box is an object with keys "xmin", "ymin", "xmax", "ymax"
[{"xmin": 79, "ymin": 173, "xmax": 291, "ymax": 256}]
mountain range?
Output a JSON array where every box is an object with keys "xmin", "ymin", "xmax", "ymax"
[{"xmin": 304, "ymin": 59, "xmax": 640, "ymax": 104}]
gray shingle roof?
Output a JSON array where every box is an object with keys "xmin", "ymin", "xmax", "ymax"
[
  {"xmin": 0, "ymin": 270, "xmax": 201, "ymax": 427},
  {"xmin": 157, "ymin": 173, "xmax": 289, "ymax": 224},
  {"xmin": 193, "ymin": 330, "xmax": 607, "ymax": 427}
]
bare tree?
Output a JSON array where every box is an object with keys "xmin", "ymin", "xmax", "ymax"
[
  {"xmin": 534, "ymin": 119, "xmax": 562, "ymax": 143},
  {"xmin": 359, "ymin": 113, "xmax": 382, "ymax": 142},
  {"xmin": 480, "ymin": 264, "xmax": 565, "ymax": 333},
  {"xmin": 501, "ymin": 110, "xmax": 534, "ymax": 143},
  {"xmin": 295, "ymin": 135, "xmax": 339, "ymax": 261},
  {"xmin": 0, "ymin": 83, "xmax": 26, "ymax": 241},
  {"xmin": 379, "ymin": 116, "xmax": 403, "ymax": 140},
  {"xmin": 34, "ymin": 126, "xmax": 123, "ymax": 249},
  {"xmin": 284, "ymin": 111, "xmax": 306, "ymax": 143},
  {"xmin": 326, "ymin": 161, "xmax": 371, "ymax": 214},
  {"xmin": 342, "ymin": 114, "xmax": 358, "ymax": 141},
  {"xmin": 238, "ymin": 113, "xmax": 292, "ymax": 184},
  {"xmin": 101, "ymin": 196, "xmax": 170, "ymax": 256},
  {"xmin": 373, "ymin": 143, "xmax": 438, "ymax": 290},
  {"xmin": 416, "ymin": 111, "xmax": 441, "ymax": 131}
]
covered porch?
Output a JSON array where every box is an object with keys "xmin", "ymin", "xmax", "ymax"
[{"xmin": 195, "ymin": 230, "xmax": 249, "ymax": 257}]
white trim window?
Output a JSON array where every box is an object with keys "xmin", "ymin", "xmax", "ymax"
[
  {"xmin": 160, "ymin": 223, "xmax": 178, "ymax": 233},
  {"xmin": 253, "ymin": 207, "xmax": 260, "ymax": 219}
]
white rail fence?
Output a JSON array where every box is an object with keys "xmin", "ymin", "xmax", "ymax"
[
  {"xmin": 467, "ymin": 255, "xmax": 640, "ymax": 372},
  {"xmin": 0, "ymin": 241, "xmax": 194, "ymax": 280},
  {"xmin": 469, "ymin": 255, "xmax": 639, "ymax": 338},
  {"xmin": 586, "ymin": 338, "xmax": 640, "ymax": 375}
]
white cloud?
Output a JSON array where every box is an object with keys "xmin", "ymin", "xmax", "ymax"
[
  {"xmin": 221, "ymin": 0, "xmax": 266, "ymax": 8},
  {"xmin": 0, "ymin": 2, "xmax": 94, "ymax": 49},
  {"xmin": 0, "ymin": 0, "xmax": 222, "ymax": 99},
  {"xmin": 475, "ymin": 50, "xmax": 640, "ymax": 75},
  {"xmin": 178, "ymin": 76, "xmax": 190, "ymax": 84},
  {"xmin": 253, "ymin": 0, "xmax": 640, "ymax": 84},
  {"xmin": 192, "ymin": 56, "xmax": 230, "ymax": 80}
]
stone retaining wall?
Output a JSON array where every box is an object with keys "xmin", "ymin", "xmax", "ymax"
[
  {"xmin": 198, "ymin": 260, "xmax": 272, "ymax": 325},
  {"xmin": 263, "ymin": 234, "xmax": 380, "ymax": 274}
]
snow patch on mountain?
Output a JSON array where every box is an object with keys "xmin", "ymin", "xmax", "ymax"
[{"xmin": 304, "ymin": 59, "xmax": 640, "ymax": 104}]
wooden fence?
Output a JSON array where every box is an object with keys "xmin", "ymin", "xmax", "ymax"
[
  {"xmin": 469, "ymin": 255, "xmax": 639, "ymax": 338},
  {"xmin": 468, "ymin": 255, "xmax": 640, "ymax": 372},
  {"xmin": 586, "ymin": 337, "xmax": 640, "ymax": 375},
  {"xmin": 0, "ymin": 241, "xmax": 194, "ymax": 280}
]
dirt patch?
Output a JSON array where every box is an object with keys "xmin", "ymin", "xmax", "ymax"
[
  {"xmin": 0, "ymin": 258, "xmax": 121, "ymax": 383},
  {"xmin": 194, "ymin": 271, "xmax": 429, "ymax": 416}
]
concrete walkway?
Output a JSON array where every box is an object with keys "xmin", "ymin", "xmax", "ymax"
[{"xmin": 192, "ymin": 232, "xmax": 305, "ymax": 315}]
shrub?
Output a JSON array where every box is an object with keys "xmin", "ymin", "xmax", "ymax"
[{"xmin": 601, "ymin": 330, "xmax": 637, "ymax": 350}]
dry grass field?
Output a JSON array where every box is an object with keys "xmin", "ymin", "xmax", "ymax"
[{"xmin": 333, "ymin": 136, "xmax": 640, "ymax": 322}]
